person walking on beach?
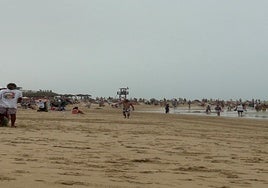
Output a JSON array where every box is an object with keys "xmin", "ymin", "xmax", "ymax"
[
  {"xmin": 206, "ymin": 104, "xmax": 211, "ymax": 114},
  {"xmin": 236, "ymin": 103, "xmax": 245, "ymax": 117},
  {"xmin": 188, "ymin": 100, "xmax": 191, "ymax": 110},
  {"xmin": 165, "ymin": 103, "xmax": 170, "ymax": 113},
  {"xmin": 121, "ymin": 99, "xmax": 134, "ymax": 118},
  {"xmin": 0, "ymin": 83, "xmax": 22, "ymax": 128},
  {"xmin": 214, "ymin": 104, "xmax": 222, "ymax": 116}
]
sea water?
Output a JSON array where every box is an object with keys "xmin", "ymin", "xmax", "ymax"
[
  {"xmin": 138, "ymin": 107, "xmax": 268, "ymax": 120},
  {"xmin": 174, "ymin": 107, "xmax": 268, "ymax": 120}
]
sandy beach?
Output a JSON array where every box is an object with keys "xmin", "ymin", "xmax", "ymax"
[{"xmin": 0, "ymin": 104, "xmax": 267, "ymax": 188}]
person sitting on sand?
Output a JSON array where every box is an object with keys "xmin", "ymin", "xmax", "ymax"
[
  {"xmin": 72, "ymin": 106, "xmax": 84, "ymax": 114},
  {"xmin": 37, "ymin": 99, "xmax": 48, "ymax": 112}
]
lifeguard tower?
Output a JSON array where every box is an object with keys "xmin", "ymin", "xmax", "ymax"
[{"xmin": 117, "ymin": 87, "xmax": 129, "ymax": 100}]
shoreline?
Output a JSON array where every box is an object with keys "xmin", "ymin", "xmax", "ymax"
[{"xmin": 136, "ymin": 106, "xmax": 268, "ymax": 120}]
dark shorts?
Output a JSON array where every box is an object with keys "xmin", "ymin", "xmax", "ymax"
[
  {"xmin": 0, "ymin": 107, "xmax": 17, "ymax": 115},
  {"xmin": 123, "ymin": 108, "xmax": 131, "ymax": 114}
]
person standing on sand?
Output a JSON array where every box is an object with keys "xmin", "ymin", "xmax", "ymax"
[
  {"xmin": 121, "ymin": 99, "xmax": 134, "ymax": 118},
  {"xmin": 0, "ymin": 83, "xmax": 22, "ymax": 128}
]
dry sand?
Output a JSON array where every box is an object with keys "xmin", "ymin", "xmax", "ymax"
[{"xmin": 0, "ymin": 104, "xmax": 267, "ymax": 188}]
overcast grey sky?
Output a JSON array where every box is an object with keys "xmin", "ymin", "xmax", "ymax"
[{"xmin": 0, "ymin": 0, "xmax": 267, "ymax": 100}]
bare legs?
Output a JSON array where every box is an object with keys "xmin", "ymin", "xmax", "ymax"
[
  {"xmin": 0, "ymin": 113, "xmax": 16, "ymax": 127},
  {"xmin": 10, "ymin": 114, "xmax": 16, "ymax": 127}
]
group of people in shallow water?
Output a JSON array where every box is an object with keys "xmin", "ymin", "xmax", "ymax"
[
  {"xmin": 210, "ymin": 103, "xmax": 247, "ymax": 117},
  {"xmin": 164, "ymin": 102, "xmax": 248, "ymax": 117}
]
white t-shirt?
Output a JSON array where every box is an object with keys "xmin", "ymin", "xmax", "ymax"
[
  {"xmin": 37, "ymin": 101, "xmax": 45, "ymax": 108},
  {"xmin": 0, "ymin": 89, "xmax": 23, "ymax": 108},
  {"xmin": 237, "ymin": 105, "xmax": 244, "ymax": 112}
]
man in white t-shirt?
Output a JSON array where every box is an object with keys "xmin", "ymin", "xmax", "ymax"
[
  {"xmin": 0, "ymin": 83, "xmax": 22, "ymax": 128},
  {"xmin": 236, "ymin": 103, "xmax": 245, "ymax": 117}
]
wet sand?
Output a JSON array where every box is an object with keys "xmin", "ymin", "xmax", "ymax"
[{"xmin": 0, "ymin": 104, "xmax": 267, "ymax": 188}]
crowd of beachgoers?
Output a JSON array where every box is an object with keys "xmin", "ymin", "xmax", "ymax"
[{"xmin": 19, "ymin": 95, "xmax": 268, "ymax": 113}]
